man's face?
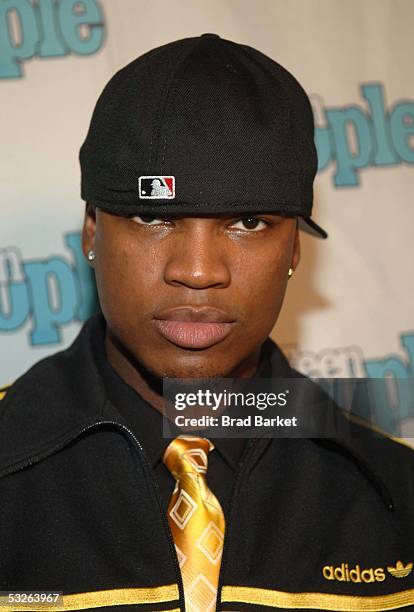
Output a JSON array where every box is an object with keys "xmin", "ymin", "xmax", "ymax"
[{"xmin": 83, "ymin": 207, "xmax": 300, "ymax": 379}]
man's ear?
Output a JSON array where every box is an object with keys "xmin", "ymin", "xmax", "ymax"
[
  {"xmin": 82, "ymin": 202, "xmax": 97, "ymax": 265},
  {"xmin": 291, "ymin": 219, "xmax": 301, "ymax": 271}
]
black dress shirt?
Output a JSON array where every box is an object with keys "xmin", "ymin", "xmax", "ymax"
[{"xmin": 94, "ymin": 331, "xmax": 274, "ymax": 518}]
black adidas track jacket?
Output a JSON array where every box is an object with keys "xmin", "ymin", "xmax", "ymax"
[{"xmin": 1, "ymin": 314, "xmax": 414, "ymax": 611}]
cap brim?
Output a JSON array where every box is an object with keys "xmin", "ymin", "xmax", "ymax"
[{"xmin": 299, "ymin": 217, "xmax": 328, "ymax": 239}]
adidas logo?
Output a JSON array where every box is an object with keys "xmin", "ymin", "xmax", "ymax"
[
  {"xmin": 323, "ymin": 561, "xmax": 413, "ymax": 583},
  {"xmin": 323, "ymin": 563, "xmax": 385, "ymax": 583},
  {"xmin": 387, "ymin": 561, "xmax": 413, "ymax": 578}
]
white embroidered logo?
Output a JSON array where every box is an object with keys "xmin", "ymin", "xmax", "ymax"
[{"xmin": 139, "ymin": 176, "xmax": 175, "ymax": 199}]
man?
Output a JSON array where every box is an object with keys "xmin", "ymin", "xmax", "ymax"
[{"xmin": 1, "ymin": 34, "xmax": 414, "ymax": 612}]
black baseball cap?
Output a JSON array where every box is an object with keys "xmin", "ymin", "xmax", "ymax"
[{"xmin": 79, "ymin": 33, "xmax": 327, "ymax": 239}]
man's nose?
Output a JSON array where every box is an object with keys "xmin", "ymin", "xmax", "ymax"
[{"xmin": 163, "ymin": 224, "xmax": 231, "ymax": 289}]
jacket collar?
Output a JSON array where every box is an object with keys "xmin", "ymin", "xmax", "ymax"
[
  {"xmin": 0, "ymin": 314, "xmax": 396, "ymax": 511},
  {"xmin": 0, "ymin": 315, "xmax": 114, "ymax": 477}
]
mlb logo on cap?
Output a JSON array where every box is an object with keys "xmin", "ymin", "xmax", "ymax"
[{"xmin": 139, "ymin": 176, "xmax": 175, "ymax": 199}]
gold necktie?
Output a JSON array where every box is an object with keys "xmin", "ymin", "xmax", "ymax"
[{"xmin": 163, "ymin": 435, "xmax": 225, "ymax": 612}]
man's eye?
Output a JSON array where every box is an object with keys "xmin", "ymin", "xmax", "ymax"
[
  {"xmin": 231, "ymin": 217, "xmax": 269, "ymax": 231},
  {"xmin": 132, "ymin": 215, "xmax": 165, "ymax": 226}
]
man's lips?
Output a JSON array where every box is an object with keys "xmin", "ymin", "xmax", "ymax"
[{"xmin": 153, "ymin": 306, "xmax": 236, "ymax": 349}]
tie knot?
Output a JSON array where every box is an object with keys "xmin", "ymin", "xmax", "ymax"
[{"xmin": 163, "ymin": 435, "xmax": 214, "ymax": 479}]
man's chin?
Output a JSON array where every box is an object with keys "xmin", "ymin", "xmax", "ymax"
[
  {"xmin": 134, "ymin": 339, "xmax": 254, "ymax": 380},
  {"xmin": 156, "ymin": 362, "xmax": 234, "ymax": 379}
]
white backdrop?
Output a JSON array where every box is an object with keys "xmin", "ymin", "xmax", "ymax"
[{"xmin": 1, "ymin": 0, "xmax": 413, "ymax": 435}]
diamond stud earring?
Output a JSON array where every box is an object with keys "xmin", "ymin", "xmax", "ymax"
[{"xmin": 87, "ymin": 250, "xmax": 96, "ymax": 262}]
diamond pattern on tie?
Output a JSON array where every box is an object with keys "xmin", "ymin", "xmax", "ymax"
[
  {"xmin": 163, "ymin": 435, "xmax": 225, "ymax": 612},
  {"xmin": 187, "ymin": 574, "xmax": 217, "ymax": 612},
  {"xmin": 169, "ymin": 489, "xmax": 198, "ymax": 530},
  {"xmin": 196, "ymin": 521, "xmax": 224, "ymax": 565}
]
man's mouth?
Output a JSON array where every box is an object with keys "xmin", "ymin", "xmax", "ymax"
[{"xmin": 153, "ymin": 306, "xmax": 236, "ymax": 349}]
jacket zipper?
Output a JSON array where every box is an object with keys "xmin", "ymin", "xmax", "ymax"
[{"xmin": 12, "ymin": 419, "xmax": 186, "ymax": 612}]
